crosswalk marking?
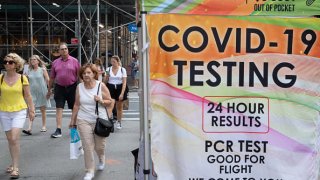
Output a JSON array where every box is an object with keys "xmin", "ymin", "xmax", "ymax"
[
  {"xmin": 37, "ymin": 108, "xmax": 140, "ymax": 120},
  {"xmin": 123, "ymin": 112, "xmax": 140, "ymax": 115},
  {"xmin": 122, "ymin": 117, "xmax": 140, "ymax": 121},
  {"xmin": 41, "ymin": 92, "xmax": 141, "ymax": 120}
]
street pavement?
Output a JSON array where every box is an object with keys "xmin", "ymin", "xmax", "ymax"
[{"xmin": 0, "ymin": 90, "xmax": 140, "ymax": 180}]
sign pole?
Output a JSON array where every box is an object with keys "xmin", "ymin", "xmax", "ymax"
[{"xmin": 141, "ymin": 8, "xmax": 150, "ymax": 180}]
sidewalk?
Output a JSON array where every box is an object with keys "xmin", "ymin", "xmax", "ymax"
[{"xmin": 0, "ymin": 116, "xmax": 140, "ymax": 180}]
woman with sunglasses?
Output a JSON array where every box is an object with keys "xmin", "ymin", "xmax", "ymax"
[{"xmin": 0, "ymin": 53, "xmax": 35, "ymax": 179}]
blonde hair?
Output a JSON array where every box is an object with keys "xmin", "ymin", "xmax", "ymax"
[
  {"xmin": 111, "ymin": 55, "xmax": 121, "ymax": 66},
  {"xmin": 4, "ymin": 53, "xmax": 25, "ymax": 72},
  {"xmin": 29, "ymin": 55, "xmax": 47, "ymax": 69}
]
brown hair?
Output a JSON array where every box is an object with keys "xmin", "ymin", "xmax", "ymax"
[
  {"xmin": 78, "ymin": 63, "xmax": 99, "ymax": 80},
  {"xmin": 94, "ymin": 58, "xmax": 102, "ymax": 65}
]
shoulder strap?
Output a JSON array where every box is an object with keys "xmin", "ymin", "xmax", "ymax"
[
  {"xmin": 0, "ymin": 74, "xmax": 24, "ymax": 95},
  {"xmin": 0, "ymin": 74, "xmax": 3, "ymax": 85},
  {"xmin": 0, "ymin": 74, "xmax": 2, "ymax": 96},
  {"xmin": 95, "ymin": 82, "xmax": 101, "ymax": 116},
  {"xmin": 21, "ymin": 74, "xmax": 24, "ymax": 95},
  {"xmin": 0, "ymin": 74, "xmax": 24, "ymax": 85}
]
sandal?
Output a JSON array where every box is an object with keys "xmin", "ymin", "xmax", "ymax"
[
  {"xmin": 6, "ymin": 165, "xmax": 13, "ymax": 173},
  {"xmin": 22, "ymin": 130, "xmax": 32, "ymax": 135},
  {"xmin": 10, "ymin": 168, "xmax": 19, "ymax": 179},
  {"xmin": 40, "ymin": 128, "xmax": 47, "ymax": 132}
]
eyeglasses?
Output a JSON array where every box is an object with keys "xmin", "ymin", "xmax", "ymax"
[{"xmin": 3, "ymin": 60, "xmax": 16, "ymax": 65}]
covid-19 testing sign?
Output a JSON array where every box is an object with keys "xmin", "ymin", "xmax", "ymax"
[{"xmin": 142, "ymin": 0, "xmax": 320, "ymax": 180}]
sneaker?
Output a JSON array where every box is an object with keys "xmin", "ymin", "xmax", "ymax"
[
  {"xmin": 51, "ymin": 128, "xmax": 62, "ymax": 138},
  {"xmin": 116, "ymin": 121, "xmax": 122, "ymax": 130},
  {"xmin": 83, "ymin": 172, "xmax": 94, "ymax": 180},
  {"xmin": 97, "ymin": 162, "xmax": 105, "ymax": 171}
]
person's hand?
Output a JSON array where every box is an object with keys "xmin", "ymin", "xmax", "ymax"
[
  {"xmin": 46, "ymin": 90, "xmax": 52, "ymax": 99},
  {"xmin": 29, "ymin": 109, "xmax": 35, "ymax": 121},
  {"xmin": 119, "ymin": 94, "xmax": 124, "ymax": 101},
  {"xmin": 69, "ymin": 121, "xmax": 77, "ymax": 129},
  {"xmin": 94, "ymin": 95, "xmax": 103, "ymax": 103}
]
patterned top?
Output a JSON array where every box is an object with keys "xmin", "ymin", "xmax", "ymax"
[{"xmin": 28, "ymin": 68, "xmax": 51, "ymax": 108}]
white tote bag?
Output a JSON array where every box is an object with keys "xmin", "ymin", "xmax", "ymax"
[{"xmin": 70, "ymin": 128, "xmax": 84, "ymax": 159}]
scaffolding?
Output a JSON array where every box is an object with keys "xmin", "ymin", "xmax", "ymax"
[{"xmin": 0, "ymin": 0, "xmax": 137, "ymax": 67}]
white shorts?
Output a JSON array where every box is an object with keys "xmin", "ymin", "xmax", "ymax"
[{"xmin": 0, "ymin": 109, "xmax": 27, "ymax": 132}]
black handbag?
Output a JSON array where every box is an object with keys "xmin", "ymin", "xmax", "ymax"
[{"xmin": 94, "ymin": 83, "xmax": 114, "ymax": 137}]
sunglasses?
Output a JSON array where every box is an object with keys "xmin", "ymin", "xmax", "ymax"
[{"xmin": 3, "ymin": 60, "xmax": 16, "ymax": 65}]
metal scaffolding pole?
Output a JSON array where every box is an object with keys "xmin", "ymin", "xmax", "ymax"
[
  {"xmin": 30, "ymin": 0, "xmax": 33, "ymax": 55},
  {"xmin": 113, "ymin": 11, "xmax": 116, "ymax": 55},
  {"xmin": 48, "ymin": 14, "xmax": 51, "ymax": 61},
  {"xmin": 5, "ymin": 8, "xmax": 8, "ymax": 54},
  {"xmin": 78, "ymin": 0, "xmax": 82, "ymax": 64},
  {"xmin": 141, "ymin": 10, "xmax": 150, "ymax": 180},
  {"xmin": 105, "ymin": 4, "xmax": 108, "ymax": 67},
  {"xmin": 2, "ymin": 1, "xmax": 134, "ymax": 67},
  {"xmin": 33, "ymin": 0, "xmax": 75, "ymax": 33},
  {"xmin": 97, "ymin": 0, "xmax": 100, "ymax": 58}
]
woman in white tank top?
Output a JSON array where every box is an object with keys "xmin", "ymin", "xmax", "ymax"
[{"xmin": 69, "ymin": 64, "xmax": 114, "ymax": 180}]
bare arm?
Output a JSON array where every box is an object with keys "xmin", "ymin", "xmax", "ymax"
[
  {"xmin": 119, "ymin": 77, "xmax": 127, "ymax": 101},
  {"xmin": 94, "ymin": 83, "xmax": 115, "ymax": 118},
  {"xmin": 23, "ymin": 82, "xmax": 35, "ymax": 121},
  {"xmin": 46, "ymin": 77, "xmax": 54, "ymax": 99},
  {"xmin": 43, "ymin": 68, "xmax": 50, "ymax": 85},
  {"xmin": 94, "ymin": 83, "xmax": 113, "ymax": 107},
  {"xmin": 69, "ymin": 85, "xmax": 80, "ymax": 128},
  {"xmin": 103, "ymin": 67, "xmax": 110, "ymax": 84},
  {"xmin": 103, "ymin": 74, "xmax": 109, "ymax": 84}
]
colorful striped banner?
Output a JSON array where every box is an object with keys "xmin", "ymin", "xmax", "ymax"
[
  {"xmin": 147, "ymin": 14, "xmax": 320, "ymax": 180},
  {"xmin": 140, "ymin": 0, "xmax": 320, "ymax": 16}
]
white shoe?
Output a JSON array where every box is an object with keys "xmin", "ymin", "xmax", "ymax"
[
  {"xmin": 97, "ymin": 162, "xmax": 105, "ymax": 171},
  {"xmin": 116, "ymin": 122, "xmax": 122, "ymax": 130},
  {"xmin": 83, "ymin": 172, "xmax": 94, "ymax": 180}
]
